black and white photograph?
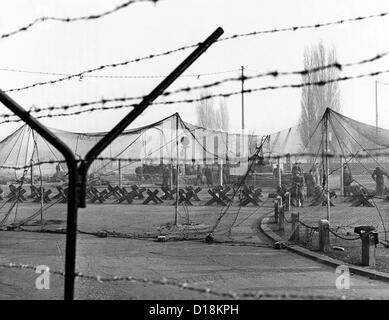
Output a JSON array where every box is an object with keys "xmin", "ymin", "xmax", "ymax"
[{"xmin": 0, "ymin": 0, "xmax": 389, "ymax": 311}]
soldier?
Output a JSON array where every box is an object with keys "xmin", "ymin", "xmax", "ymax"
[
  {"xmin": 292, "ymin": 163, "xmax": 305, "ymax": 207},
  {"xmin": 291, "ymin": 162, "xmax": 300, "ymax": 176},
  {"xmin": 372, "ymin": 167, "xmax": 388, "ymax": 196},
  {"xmin": 305, "ymin": 169, "xmax": 315, "ymax": 198},
  {"xmin": 343, "ymin": 165, "xmax": 353, "ymax": 196}
]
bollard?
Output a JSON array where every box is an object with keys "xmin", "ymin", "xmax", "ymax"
[
  {"xmin": 318, "ymin": 219, "xmax": 330, "ymax": 252},
  {"xmin": 274, "ymin": 199, "xmax": 279, "ymax": 223},
  {"xmin": 361, "ymin": 231, "xmax": 377, "ymax": 267},
  {"xmin": 290, "ymin": 212, "xmax": 300, "ymax": 242},
  {"xmin": 304, "ymin": 226, "xmax": 309, "ymax": 244},
  {"xmin": 284, "ymin": 192, "xmax": 290, "ymax": 212},
  {"xmin": 278, "ymin": 207, "xmax": 285, "ymax": 232}
]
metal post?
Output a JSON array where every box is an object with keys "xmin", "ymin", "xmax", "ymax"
[
  {"xmin": 170, "ymin": 118, "xmax": 174, "ymax": 188},
  {"xmin": 30, "ymin": 160, "xmax": 34, "ymax": 185},
  {"xmin": 325, "ymin": 111, "xmax": 330, "ymax": 222},
  {"xmin": 175, "ymin": 114, "xmax": 179, "ymax": 226},
  {"xmin": 277, "ymin": 157, "xmax": 281, "ymax": 188},
  {"xmin": 340, "ymin": 156, "xmax": 344, "ymax": 197},
  {"xmin": 118, "ymin": 159, "xmax": 122, "ymax": 188},
  {"xmin": 0, "ymin": 90, "xmax": 78, "ymax": 300},
  {"xmin": 220, "ymin": 158, "xmax": 223, "ymax": 186},
  {"xmin": 375, "ymin": 80, "xmax": 378, "ymax": 138},
  {"xmin": 241, "ymin": 66, "xmax": 245, "ymax": 132}
]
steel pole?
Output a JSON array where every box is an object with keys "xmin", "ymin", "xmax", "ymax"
[{"xmin": 0, "ymin": 90, "xmax": 78, "ymax": 300}]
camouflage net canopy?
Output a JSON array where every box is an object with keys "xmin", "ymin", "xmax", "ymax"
[
  {"xmin": 0, "ymin": 113, "xmax": 257, "ymax": 240},
  {"xmin": 261, "ymin": 108, "xmax": 389, "ymax": 246},
  {"xmin": 0, "ymin": 108, "xmax": 388, "ymax": 244}
]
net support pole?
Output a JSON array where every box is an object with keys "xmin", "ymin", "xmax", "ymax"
[
  {"xmin": 170, "ymin": 162, "xmax": 173, "ymax": 188},
  {"xmin": 241, "ymin": 66, "xmax": 245, "ymax": 132},
  {"xmin": 325, "ymin": 111, "xmax": 331, "ymax": 223},
  {"xmin": 277, "ymin": 156, "xmax": 281, "ymax": 188},
  {"xmin": 319, "ymin": 219, "xmax": 330, "ymax": 252},
  {"xmin": 40, "ymin": 179, "xmax": 44, "ymax": 222},
  {"xmin": 0, "ymin": 90, "xmax": 79, "ymax": 301},
  {"xmin": 326, "ymin": 144, "xmax": 330, "ymax": 222},
  {"xmin": 175, "ymin": 115, "xmax": 179, "ymax": 226},
  {"xmin": 340, "ymin": 156, "xmax": 344, "ymax": 197},
  {"xmin": 376, "ymin": 80, "xmax": 378, "ymax": 138},
  {"xmin": 118, "ymin": 159, "xmax": 122, "ymax": 188},
  {"xmin": 30, "ymin": 160, "xmax": 34, "ymax": 186},
  {"xmin": 183, "ymin": 146, "xmax": 187, "ymax": 176},
  {"xmin": 220, "ymin": 158, "xmax": 223, "ymax": 186}
]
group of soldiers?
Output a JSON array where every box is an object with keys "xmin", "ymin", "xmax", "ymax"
[
  {"xmin": 339, "ymin": 165, "xmax": 388, "ymax": 197},
  {"xmin": 286, "ymin": 161, "xmax": 389, "ymax": 207},
  {"xmin": 161, "ymin": 164, "xmax": 227, "ymax": 188}
]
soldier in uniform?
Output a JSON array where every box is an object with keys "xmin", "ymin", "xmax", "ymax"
[
  {"xmin": 372, "ymin": 167, "xmax": 388, "ymax": 196},
  {"xmin": 195, "ymin": 164, "xmax": 203, "ymax": 186},
  {"xmin": 292, "ymin": 163, "xmax": 305, "ymax": 207},
  {"xmin": 343, "ymin": 165, "xmax": 353, "ymax": 196},
  {"xmin": 305, "ymin": 169, "xmax": 316, "ymax": 198}
]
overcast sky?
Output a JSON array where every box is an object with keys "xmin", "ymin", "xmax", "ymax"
[{"xmin": 1, "ymin": 0, "xmax": 389, "ymax": 138}]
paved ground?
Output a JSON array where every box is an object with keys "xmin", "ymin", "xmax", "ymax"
[{"xmin": 1, "ymin": 204, "xmax": 389, "ymax": 299}]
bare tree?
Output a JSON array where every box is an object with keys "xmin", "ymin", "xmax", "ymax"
[
  {"xmin": 300, "ymin": 41, "xmax": 341, "ymax": 149},
  {"xmin": 216, "ymin": 99, "xmax": 230, "ymax": 131},
  {"xmin": 195, "ymin": 91, "xmax": 230, "ymax": 131}
]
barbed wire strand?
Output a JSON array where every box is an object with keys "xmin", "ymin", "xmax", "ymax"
[
  {"xmin": 0, "ymin": 261, "xmax": 349, "ymax": 300},
  {"xmin": 4, "ymin": 11, "xmax": 389, "ymax": 92},
  {"xmin": 1, "ymin": 54, "xmax": 388, "ymax": 123},
  {"xmin": 0, "ymin": 67, "xmax": 241, "ymax": 79},
  {"xmin": 1, "ymin": 0, "xmax": 160, "ymax": 40}
]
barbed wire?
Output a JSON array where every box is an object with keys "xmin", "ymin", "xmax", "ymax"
[
  {"xmin": 4, "ymin": 11, "xmax": 389, "ymax": 93},
  {"xmin": 0, "ymin": 160, "xmax": 68, "ymax": 171},
  {"xmin": 0, "ymin": 67, "xmax": 241, "ymax": 79},
  {"xmin": 25, "ymin": 52, "xmax": 389, "ymax": 109},
  {"xmin": 6, "ymin": 150, "xmax": 389, "ymax": 171},
  {"xmin": 0, "ymin": 261, "xmax": 348, "ymax": 300},
  {"xmin": 218, "ymin": 12, "xmax": 389, "ymax": 43},
  {"xmin": 4, "ymin": 44, "xmax": 200, "ymax": 93},
  {"xmin": 1, "ymin": 0, "xmax": 160, "ymax": 40},
  {"xmin": 1, "ymin": 52, "xmax": 388, "ymax": 123}
]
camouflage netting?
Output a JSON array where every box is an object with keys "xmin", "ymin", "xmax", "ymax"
[{"xmin": 0, "ymin": 109, "xmax": 388, "ymax": 244}]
